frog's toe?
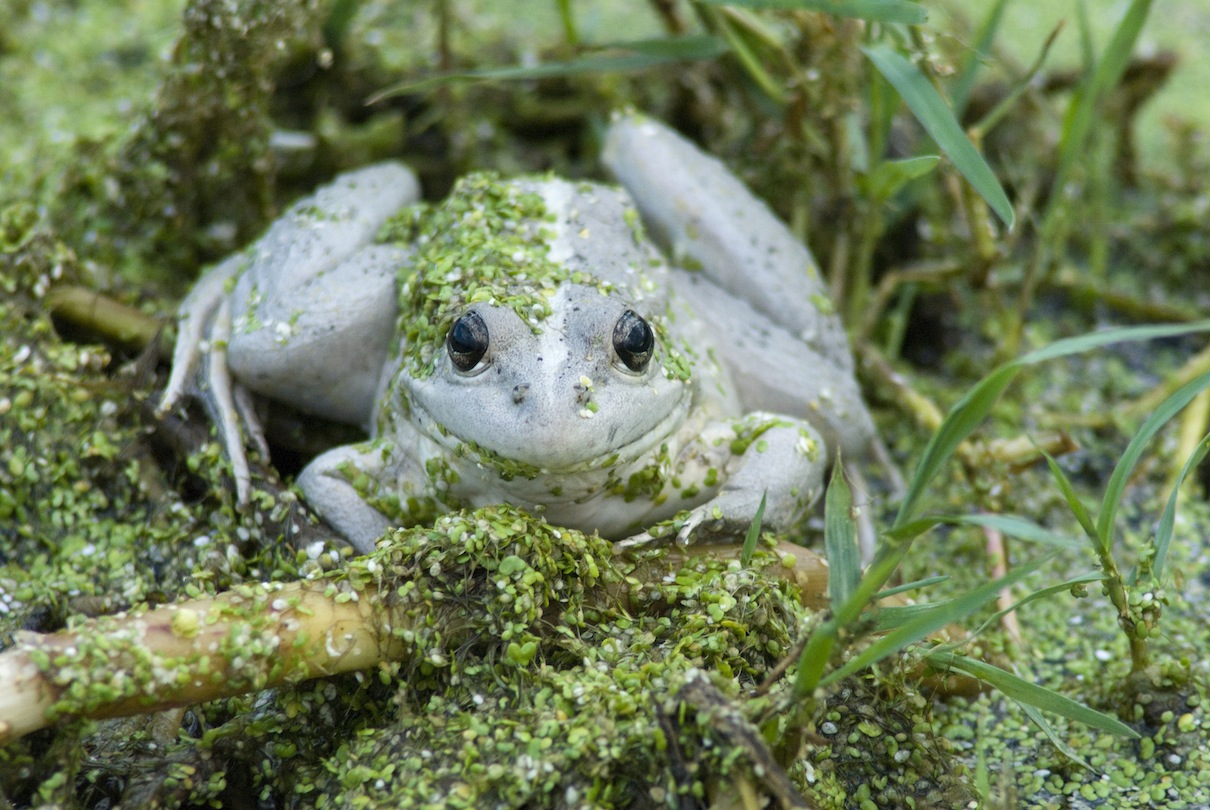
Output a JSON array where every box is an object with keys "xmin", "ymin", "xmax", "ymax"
[
  {"xmin": 158, "ymin": 250, "xmax": 245, "ymax": 416},
  {"xmin": 612, "ymin": 529, "xmax": 658, "ymax": 552},
  {"xmin": 198, "ymin": 297, "xmax": 257, "ymax": 506},
  {"xmin": 160, "ymin": 288, "xmax": 263, "ymax": 507},
  {"xmin": 674, "ymin": 508, "xmax": 744, "ymax": 547}
]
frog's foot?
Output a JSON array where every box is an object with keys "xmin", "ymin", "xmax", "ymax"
[
  {"xmin": 296, "ymin": 445, "xmax": 397, "ymax": 554},
  {"xmin": 157, "ymin": 253, "xmax": 262, "ymax": 504},
  {"xmin": 157, "ymin": 251, "xmax": 244, "ymax": 419},
  {"xmin": 620, "ymin": 489, "xmax": 777, "ymax": 552}
]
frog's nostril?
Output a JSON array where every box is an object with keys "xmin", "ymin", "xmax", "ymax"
[{"xmin": 513, "ymin": 383, "xmax": 530, "ymax": 404}]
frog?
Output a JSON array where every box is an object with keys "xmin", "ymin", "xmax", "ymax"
[{"xmin": 159, "ymin": 113, "xmax": 875, "ymax": 555}]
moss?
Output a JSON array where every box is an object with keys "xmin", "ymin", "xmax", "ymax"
[
  {"xmin": 380, "ymin": 172, "xmax": 597, "ymax": 379},
  {"xmin": 200, "ymin": 506, "xmax": 833, "ymax": 807}
]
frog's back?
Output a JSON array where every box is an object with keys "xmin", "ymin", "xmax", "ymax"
[{"xmin": 518, "ymin": 177, "xmax": 670, "ymax": 312}]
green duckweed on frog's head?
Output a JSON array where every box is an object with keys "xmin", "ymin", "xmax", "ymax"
[{"xmin": 380, "ymin": 172, "xmax": 603, "ymax": 378}]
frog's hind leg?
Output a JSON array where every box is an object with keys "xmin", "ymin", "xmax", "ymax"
[
  {"xmin": 669, "ymin": 263, "xmax": 875, "ymax": 458},
  {"xmin": 226, "ymin": 242, "xmax": 411, "ymax": 426},
  {"xmin": 225, "ymin": 163, "xmax": 420, "ymax": 427},
  {"xmin": 603, "ymin": 114, "xmax": 852, "ymax": 375},
  {"xmin": 606, "ymin": 116, "xmax": 887, "ymax": 559},
  {"xmin": 160, "ymin": 162, "xmax": 420, "ymax": 507}
]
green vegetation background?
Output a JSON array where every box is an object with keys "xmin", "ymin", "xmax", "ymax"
[{"xmin": 3, "ymin": 0, "xmax": 1210, "ymax": 807}]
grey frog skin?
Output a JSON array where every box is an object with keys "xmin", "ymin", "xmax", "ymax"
[{"xmin": 160, "ymin": 114, "xmax": 876, "ymax": 554}]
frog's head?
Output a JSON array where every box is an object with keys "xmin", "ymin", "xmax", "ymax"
[
  {"xmin": 386, "ymin": 174, "xmax": 696, "ymax": 472},
  {"xmin": 404, "ymin": 282, "xmax": 692, "ymax": 473}
]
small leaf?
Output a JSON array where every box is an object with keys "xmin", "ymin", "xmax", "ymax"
[
  {"xmin": 862, "ymin": 44, "xmax": 1014, "ymax": 229},
  {"xmin": 824, "ymin": 464, "xmax": 860, "ymax": 608},
  {"xmin": 861, "ymin": 155, "xmax": 941, "ymax": 203},
  {"xmin": 1154, "ymin": 431, "xmax": 1210, "ymax": 583},
  {"xmin": 741, "ymin": 492, "xmax": 767, "ymax": 567},
  {"xmin": 928, "ymin": 652, "xmax": 1140, "ymax": 738},
  {"xmin": 697, "ymin": 0, "xmax": 926, "ymax": 23}
]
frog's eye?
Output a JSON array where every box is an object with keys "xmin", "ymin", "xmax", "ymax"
[
  {"xmin": 447, "ymin": 311, "xmax": 489, "ymax": 372},
  {"xmin": 612, "ymin": 310, "xmax": 654, "ymax": 373}
]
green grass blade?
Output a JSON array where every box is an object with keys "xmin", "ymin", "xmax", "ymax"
[
  {"xmin": 882, "ymin": 516, "xmax": 941, "ymax": 542},
  {"xmin": 873, "ymin": 602, "xmax": 937, "ymax": 631},
  {"xmin": 1096, "ymin": 368, "xmax": 1210, "ymax": 550},
  {"xmin": 835, "ymin": 537, "xmax": 912, "ymax": 626},
  {"xmin": 950, "ymin": 0, "xmax": 1008, "ymax": 116},
  {"xmin": 877, "ymin": 575, "xmax": 949, "ymax": 599},
  {"xmin": 886, "ymin": 512, "xmax": 1079, "ymax": 549},
  {"xmin": 880, "ymin": 574, "xmax": 1102, "ymax": 636},
  {"xmin": 818, "ymin": 555, "xmax": 1049, "ymax": 688},
  {"xmin": 928, "ymin": 652, "xmax": 1139, "ymax": 738},
  {"xmin": 697, "ymin": 0, "xmax": 926, "ymax": 24},
  {"xmin": 825, "ymin": 465, "xmax": 860, "ymax": 608},
  {"xmin": 894, "ymin": 320, "xmax": 1210, "ymax": 530},
  {"xmin": 793, "ymin": 617, "xmax": 838, "ymax": 697},
  {"xmin": 741, "ymin": 492, "xmax": 767, "ymax": 567},
  {"xmin": 1019, "ymin": 703, "xmax": 1094, "ymax": 770},
  {"xmin": 862, "ymin": 44, "xmax": 1014, "ymax": 229},
  {"xmin": 1153, "ymin": 432, "xmax": 1210, "ymax": 583},
  {"xmin": 1042, "ymin": 451, "xmax": 1102, "ymax": 547},
  {"xmin": 713, "ymin": 9, "xmax": 786, "ymax": 104},
  {"xmin": 894, "ymin": 364, "xmax": 1020, "ymax": 528},
  {"xmin": 945, "ymin": 513, "xmax": 1082, "ymax": 549},
  {"xmin": 1014, "ymin": 321, "xmax": 1210, "ymax": 366},
  {"xmin": 1045, "ymin": 0, "xmax": 1154, "ymax": 227},
  {"xmin": 973, "ymin": 572, "xmax": 1104, "ymax": 636},
  {"xmin": 555, "ymin": 0, "xmax": 578, "ymax": 46},
  {"xmin": 795, "ymin": 534, "xmax": 914, "ymax": 697}
]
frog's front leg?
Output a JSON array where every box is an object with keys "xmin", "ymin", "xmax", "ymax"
[
  {"xmin": 295, "ymin": 443, "xmax": 398, "ymax": 553},
  {"xmin": 619, "ymin": 414, "xmax": 827, "ymax": 550},
  {"xmin": 297, "ymin": 419, "xmax": 459, "ymax": 553}
]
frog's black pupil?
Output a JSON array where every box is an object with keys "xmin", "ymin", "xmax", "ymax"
[
  {"xmin": 613, "ymin": 310, "xmax": 654, "ymax": 372},
  {"xmin": 447, "ymin": 311, "xmax": 489, "ymax": 371}
]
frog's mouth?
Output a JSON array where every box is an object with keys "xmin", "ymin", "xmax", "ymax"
[{"xmin": 411, "ymin": 378, "xmax": 693, "ymax": 476}]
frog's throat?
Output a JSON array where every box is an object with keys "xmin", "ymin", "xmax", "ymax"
[{"xmin": 410, "ymin": 388, "xmax": 693, "ymax": 478}]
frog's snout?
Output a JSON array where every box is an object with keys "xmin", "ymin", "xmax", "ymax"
[{"xmin": 505, "ymin": 378, "xmax": 583, "ymax": 412}]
